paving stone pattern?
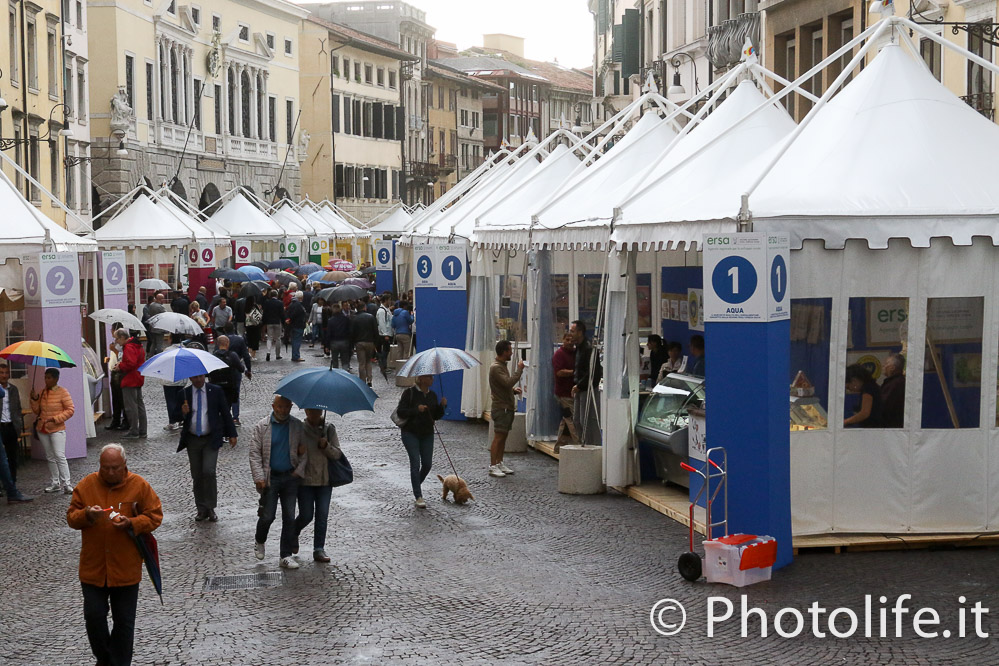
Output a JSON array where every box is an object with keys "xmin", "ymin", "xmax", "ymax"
[{"xmin": 2, "ymin": 345, "xmax": 998, "ymax": 665}]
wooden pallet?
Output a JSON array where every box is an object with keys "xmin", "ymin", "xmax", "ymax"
[
  {"xmin": 613, "ymin": 482, "xmax": 707, "ymax": 536},
  {"xmin": 792, "ymin": 532, "xmax": 999, "ymax": 555},
  {"xmin": 528, "ymin": 439, "xmax": 559, "ymax": 459}
]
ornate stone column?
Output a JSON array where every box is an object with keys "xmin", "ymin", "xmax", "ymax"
[{"xmin": 249, "ymin": 67, "xmax": 258, "ymax": 139}]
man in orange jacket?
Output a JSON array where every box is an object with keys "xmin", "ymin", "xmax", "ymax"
[{"xmin": 67, "ymin": 443, "xmax": 162, "ymax": 666}]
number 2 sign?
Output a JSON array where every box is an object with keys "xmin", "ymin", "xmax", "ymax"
[
  {"xmin": 38, "ymin": 253, "xmax": 80, "ymax": 307},
  {"xmin": 102, "ymin": 251, "xmax": 128, "ymax": 297}
]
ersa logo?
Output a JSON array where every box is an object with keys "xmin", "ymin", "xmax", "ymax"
[{"xmin": 706, "ymin": 237, "xmax": 731, "ymax": 246}]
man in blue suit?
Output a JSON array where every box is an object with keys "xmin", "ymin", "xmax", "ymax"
[{"xmin": 179, "ymin": 374, "xmax": 237, "ymax": 522}]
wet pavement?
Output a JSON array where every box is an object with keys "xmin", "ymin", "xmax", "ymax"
[{"xmin": 2, "ymin": 344, "xmax": 998, "ymax": 665}]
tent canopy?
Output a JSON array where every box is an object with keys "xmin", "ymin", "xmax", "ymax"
[
  {"xmin": 271, "ymin": 202, "xmax": 315, "ymax": 237},
  {"xmin": 368, "ymin": 205, "xmax": 412, "ymax": 235},
  {"xmin": 316, "ymin": 202, "xmax": 369, "ymax": 238},
  {"xmin": 751, "ymin": 43, "xmax": 999, "ymax": 249},
  {"xmin": 206, "ymin": 192, "xmax": 286, "ymax": 241},
  {"xmin": 96, "ymin": 194, "xmax": 213, "ymax": 249},
  {"xmin": 0, "ymin": 168, "xmax": 96, "ymax": 254}
]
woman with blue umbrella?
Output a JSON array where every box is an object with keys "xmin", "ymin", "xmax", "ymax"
[{"xmin": 274, "ymin": 366, "xmax": 375, "ymax": 558}]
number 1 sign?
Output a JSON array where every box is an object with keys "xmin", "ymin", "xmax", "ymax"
[{"xmin": 703, "ymin": 232, "xmax": 788, "ymax": 323}]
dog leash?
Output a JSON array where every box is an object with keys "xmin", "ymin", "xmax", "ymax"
[{"xmin": 433, "ymin": 423, "xmax": 460, "ymax": 479}]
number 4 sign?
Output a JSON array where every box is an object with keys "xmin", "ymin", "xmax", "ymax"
[{"xmin": 703, "ymin": 232, "xmax": 788, "ymax": 323}]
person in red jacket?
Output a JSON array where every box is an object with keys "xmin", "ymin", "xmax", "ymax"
[{"xmin": 114, "ymin": 329, "xmax": 147, "ymax": 439}]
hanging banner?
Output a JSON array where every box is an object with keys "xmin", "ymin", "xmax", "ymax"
[
  {"xmin": 233, "ymin": 241, "xmax": 252, "ymax": 267},
  {"xmin": 22, "ymin": 255, "xmax": 41, "ymax": 306},
  {"xmin": 375, "ymin": 240, "xmax": 394, "ymax": 271},
  {"xmin": 101, "ymin": 251, "xmax": 127, "ymax": 296},
  {"xmin": 414, "ymin": 244, "xmax": 435, "ymax": 289},
  {"xmin": 39, "ymin": 253, "xmax": 80, "ymax": 308},
  {"xmin": 436, "ymin": 244, "xmax": 466, "ymax": 291}
]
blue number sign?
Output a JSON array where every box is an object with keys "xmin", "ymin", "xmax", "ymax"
[{"xmin": 711, "ymin": 256, "xmax": 757, "ymax": 305}]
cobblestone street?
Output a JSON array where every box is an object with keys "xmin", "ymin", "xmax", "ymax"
[{"xmin": 2, "ymin": 349, "xmax": 998, "ymax": 665}]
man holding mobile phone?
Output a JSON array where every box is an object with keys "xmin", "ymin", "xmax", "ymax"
[{"xmin": 488, "ymin": 340, "xmax": 524, "ymax": 478}]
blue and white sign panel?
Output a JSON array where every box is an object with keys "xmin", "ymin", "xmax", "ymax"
[
  {"xmin": 435, "ymin": 244, "xmax": 466, "ymax": 291},
  {"xmin": 102, "ymin": 250, "xmax": 127, "ymax": 296},
  {"xmin": 375, "ymin": 240, "xmax": 393, "ymax": 271},
  {"xmin": 414, "ymin": 244, "xmax": 435, "ymax": 289},
  {"xmin": 704, "ymin": 233, "xmax": 766, "ymax": 322},
  {"xmin": 39, "ymin": 252, "xmax": 80, "ymax": 308},
  {"xmin": 766, "ymin": 233, "xmax": 790, "ymax": 322}
]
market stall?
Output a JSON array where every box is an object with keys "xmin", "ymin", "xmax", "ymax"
[{"xmin": 204, "ymin": 189, "xmax": 287, "ymax": 266}]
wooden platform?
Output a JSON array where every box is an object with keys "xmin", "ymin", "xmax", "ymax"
[{"xmin": 527, "ymin": 440, "xmax": 999, "ymax": 554}]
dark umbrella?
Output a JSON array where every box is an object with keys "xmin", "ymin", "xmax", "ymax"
[
  {"xmin": 209, "ymin": 268, "xmax": 246, "ymax": 281},
  {"xmin": 268, "ymin": 258, "xmax": 298, "ymax": 270},
  {"xmin": 272, "ymin": 272, "xmax": 301, "ymax": 288},
  {"xmin": 295, "ymin": 262, "xmax": 322, "ymax": 276},
  {"xmin": 317, "ymin": 284, "xmax": 366, "ymax": 302},
  {"xmin": 249, "ymin": 261, "xmax": 269, "ymax": 270},
  {"xmin": 127, "ymin": 507, "xmax": 162, "ymax": 604},
  {"xmin": 360, "ymin": 266, "xmax": 376, "ymax": 275},
  {"xmin": 239, "ymin": 281, "xmax": 265, "ymax": 299}
]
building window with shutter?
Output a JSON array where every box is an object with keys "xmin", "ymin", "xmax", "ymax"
[
  {"xmin": 332, "ymin": 94, "xmax": 340, "ymax": 133},
  {"xmin": 286, "ymin": 99, "xmax": 294, "ymax": 143}
]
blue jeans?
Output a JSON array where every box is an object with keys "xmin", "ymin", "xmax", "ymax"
[
  {"xmin": 0, "ymin": 435, "xmax": 23, "ymax": 498},
  {"xmin": 401, "ymin": 431, "xmax": 434, "ymax": 499},
  {"xmin": 291, "ymin": 328, "xmax": 304, "ymax": 360},
  {"xmin": 255, "ymin": 470, "xmax": 300, "ymax": 557},
  {"xmin": 231, "ymin": 374, "xmax": 241, "ymax": 420},
  {"xmin": 294, "ymin": 484, "xmax": 333, "ymax": 551}
]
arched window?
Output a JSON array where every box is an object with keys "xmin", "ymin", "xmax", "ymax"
[
  {"xmin": 241, "ymin": 70, "xmax": 251, "ymax": 138},
  {"xmin": 170, "ymin": 177, "xmax": 188, "ymax": 202},
  {"xmin": 200, "ymin": 182, "xmax": 222, "ymax": 215}
]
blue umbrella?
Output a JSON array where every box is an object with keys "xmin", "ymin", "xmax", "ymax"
[
  {"xmin": 237, "ymin": 265, "xmax": 267, "ymax": 281},
  {"xmin": 306, "ymin": 270, "xmax": 335, "ymax": 285},
  {"xmin": 275, "ymin": 367, "xmax": 377, "ymax": 414},
  {"xmin": 397, "ymin": 347, "xmax": 481, "ymax": 377},
  {"xmin": 268, "ymin": 258, "xmax": 298, "ymax": 270},
  {"xmin": 138, "ymin": 347, "xmax": 229, "ymax": 381}
]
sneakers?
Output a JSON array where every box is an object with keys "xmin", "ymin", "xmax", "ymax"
[
  {"xmin": 313, "ymin": 549, "xmax": 330, "ymax": 563},
  {"xmin": 415, "ymin": 497, "xmax": 427, "ymax": 509},
  {"xmin": 279, "ymin": 556, "xmax": 300, "ymax": 569},
  {"xmin": 254, "ymin": 541, "xmax": 265, "ymax": 561},
  {"xmin": 488, "ymin": 465, "xmax": 506, "ymax": 478},
  {"xmin": 43, "ymin": 483, "xmax": 62, "ymax": 493},
  {"xmin": 266, "ymin": 353, "xmax": 271, "ymax": 361},
  {"xmin": 7, "ymin": 494, "xmax": 33, "ymax": 504},
  {"xmin": 233, "ymin": 418, "xmax": 242, "ymax": 427},
  {"xmin": 498, "ymin": 461, "xmax": 514, "ymax": 475},
  {"xmin": 62, "ymin": 484, "xmax": 74, "ymax": 495}
]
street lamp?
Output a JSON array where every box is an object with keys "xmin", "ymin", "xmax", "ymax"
[
  {"xmin": 0, "ymin": 102, "xmax": 75, "ymax": 150},
  {"xmin": 667, "ymin": 52, "xmax": 700, "ymax": 98},
  {"xmin": 64, "ymin": 129, "xmax": 127, "ymax": 167}
]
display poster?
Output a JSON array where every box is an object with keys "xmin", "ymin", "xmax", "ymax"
[
  {"xmin": 375, "ymin": 240, "xmax": 394, "ymax": 271},
  {"xmin": 436, "ymin": 244, "xmax": 466, "ymax": 291},
  {"xmin": 234, "ymin": 241, "xmax": 252, "ymax": 266},
  {"xmin": 687, "ymin": 289, "xmax": 704, "ymax": 331},
  {"xmin": 689, "ymin": 410, "xmax": 707, "ymax": 462},
  {"xmin": 22, "ymin": 255, "xmax": 40, "ymax": 306},
  {"xmin": 39, "ymin": 253, "xmax": 80, "ymax": 308},
  {"xmin": 926, "ymin": 297, "xmax": 985, "ymax": 344},
  {"xmin": 100, "ymin": 251, "xmax": 127, "ymax": 296},
  {"xmin": 703, "ymin": 232, "xmax": 788, "ymax": 323},
  {"xmin": 414, "ymin": 244, "xmax": 435, "ymax": 288}
]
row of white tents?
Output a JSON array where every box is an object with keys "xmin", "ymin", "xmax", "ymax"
[{"xmin": 378, "ymin": 16, "xmax": 999, "ymax": 537}]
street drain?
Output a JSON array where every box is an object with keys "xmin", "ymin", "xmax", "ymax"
[{"xmin": 203, "ymin": 572, "xmax": 284, "ymax": 592}]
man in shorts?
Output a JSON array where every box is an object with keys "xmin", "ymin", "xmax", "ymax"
[{"xmin": 488, "ymin": 340, "xmax": 524, "ymax": 478}]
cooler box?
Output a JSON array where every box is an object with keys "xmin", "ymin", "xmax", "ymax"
[{"xmin": 703, "ymin": 534, "xmax": 777, "ymax": 587}]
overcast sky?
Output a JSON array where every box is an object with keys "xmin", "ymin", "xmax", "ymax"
[{"xmin": 296, "ymin": 1, "xmax": 595, "ymax": 69}]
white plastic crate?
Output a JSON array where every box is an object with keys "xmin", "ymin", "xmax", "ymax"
[{"xmin": 703, "ymin": 534, "xmax": 776, "ymax": 587}]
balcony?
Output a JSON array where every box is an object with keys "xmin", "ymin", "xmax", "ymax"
[
  {"xmin": 437, "ymin": 153, "xmax": 457, "ymax": 175},
  {"xmin": 224, "ymin": 135, "xmax": 281, "ymax": 162},
  {"xmin": 406, "ymin": 160, "xmax": 439, "ymax": 183},
  {"xmin": 707, "ymin": 12, "xmax": 761, "ymax": 70},
  {"xmin": 962, "ymin": 91, "xmax": 995, "ymax": 121},
  {"xmin": 155, "ymin": 122, "xmax": 204, "ymax": 152}
]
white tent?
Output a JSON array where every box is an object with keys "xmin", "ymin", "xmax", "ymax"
[
  {"xmin": 751, "ymin": 43, "xmax": 999, "ymax": 248},
  {"xmin": 0, "ymin": 169, "xmax": 95, "ymax": 255},
  {"xmin": 612, "ymin": 79, "xmax": 797, "ymax": 249},
  {"xmin": 271, "ymin": 202, "xmax": 316, "ymax": 236},
  {"xmin": 96, "ymin": 194, "xmax": 214, "ymax": 248},
  {"xmin": 316, "ymin": 202, "xmax": 369, "ymax": 238},
  {"xmin": 205, "ymin": 192, "xmax": 287, "ymax": 241},
  {"xmin": 368, "ymin": 205, "xmax": 412, "ymax": 235}
]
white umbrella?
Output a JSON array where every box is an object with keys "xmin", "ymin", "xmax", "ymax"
[
  {"xmin": 397, "ymin": 347, "xmax": 481, "ymax": 377},
  {"xmin": 138, "ymin": 278, "xmax": 171, "ymax": 290},
  {"xmin": 89, "ymin": 308, "xmax": 145, "ymax": 331},
  {"xmin": 146, "ymin": 312, "xmax": 203, "ymax": 336}
]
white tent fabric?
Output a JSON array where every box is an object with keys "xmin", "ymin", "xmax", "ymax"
[
  {"xmin": 472, "ymin": 144, "xmax": 583, "ymax": 247},
  {"xmin": 271, "ymin": 203, "xmax": 315, "ymax": 237},
  {"xmin": 205, "ymin": 193, "xmax": 286, "ymax": 241},
  {"xmin": 316, "ymin": 203, "xmax": 369, "ymax": 237},
  {"xmin": 613, "ymin": 80, "xmax": 796, "ymax": 249},
  {"xmin": 96, "ymin": 195, "xmax": 211, "ymax": 248},
  {"xmin": 752, "ymin": 44, "xmax": 999, "ymax": 249},
  {"xmin": 530, "ymin": 113, "xmax": 677, "ymax": 249},
  {"xmin": 0, "ymin": 168, "xmax": 96, "ymax": 254},
  {"xmin": 297, "ymin": 205, "xmax": 338, "ymax": 236},
  {"xmin": 155, "ymin": 197, "xmax": 231, "ymax": 245},
  {"xmin": 369, "ymin": 206, "xmax": 412, "ymax": 235}
]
